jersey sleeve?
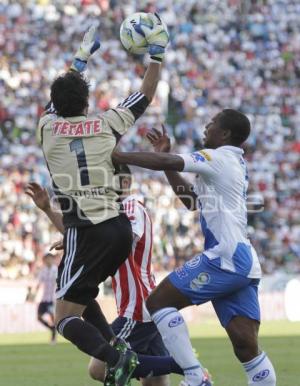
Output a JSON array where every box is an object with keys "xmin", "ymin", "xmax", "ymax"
[
  {"xmin": 101, "ymin": 92, "xmax": 149, "ymax": 136},
  {"xmin": 177, "ymin": 149, "xmax": 220, "ymax": 176},
  {"xmin": 123, "ymin": 199, "xmax": 145, "ymax": 241},
  {"xmin": 37, "ymin": 101, "xmax": 57, "ymax": 145}
]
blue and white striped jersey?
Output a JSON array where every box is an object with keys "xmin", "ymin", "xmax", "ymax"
[{"xmin": 179, "ymin": 145, "xmax": 261, "ymax": 279}]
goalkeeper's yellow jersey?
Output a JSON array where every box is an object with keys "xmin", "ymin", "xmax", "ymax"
[{"xmin": 37, "ymin": 92, "xmax": 148, "ymax": 228}]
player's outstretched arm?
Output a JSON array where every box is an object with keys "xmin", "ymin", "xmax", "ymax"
[
  {"xmin": 140, "ymin": 13, "xmax": 169, "ymax": 102},
  {"xmin": 140, "ymin": 62, "xmax": 161, "ymax": 103},
  {"xmin": 40, "ymin": 26, "xmax": 100, "ymax": 119},
  {"xmin": 147, "ymin": 125, "xmax": 198, "ymax": 210},
  {"xmin": 69, "ymin": 25, "xmax": 101, "ymax": 73},
  {"xmin": 25, "ymin": 183, "xmax": 65, "ymax": 234}
]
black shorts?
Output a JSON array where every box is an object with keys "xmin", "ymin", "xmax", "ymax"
[
  {"xmin": 38, "ymin": 301, "xmax": 54, "ymax": 316},
  {"xmin": 56, "ymin": 214, "xmax": 132, "ymax": 305},
  {"xmin": 111, "ymin": 316, "xmax": 169, "ymax": 356}
]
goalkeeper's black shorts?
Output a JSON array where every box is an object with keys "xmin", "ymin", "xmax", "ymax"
[{"xmin": 55, "ymin": 213, "xmax": 132, "ymax": 305}]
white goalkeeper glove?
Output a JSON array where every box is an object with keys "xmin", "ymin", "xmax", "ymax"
[
  {"xmin": 145, "ymin": 13, "xmax": 169, "ymax": 63},
  {"xmin": 70, "ymin": 25, "xmax": 101, "ymax": 73}
]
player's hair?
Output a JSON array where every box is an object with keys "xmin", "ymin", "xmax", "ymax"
[
  {"xmin": 50, "ymin": 72, "xmax": 89, "ymax": 117},
  {"xmin": 218, "ymin": 109, "xmax": 251, "ymax": 146},
  {"xmin": 118, "ymin": 164, "xmax": 132, "ymax": 176}
]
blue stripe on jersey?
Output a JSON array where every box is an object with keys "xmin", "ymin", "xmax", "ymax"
[
  {"xmin": 200, "ymin": 215, "xmax": 219, "ymax": 250},
  {"xmin": 232, "ymin": 242, "xmax": 253, "ymax": 276}
]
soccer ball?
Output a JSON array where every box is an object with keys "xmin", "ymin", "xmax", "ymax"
[{"xmin": 120, "ymin": 12, "xmax": 153, "ymax": 55}]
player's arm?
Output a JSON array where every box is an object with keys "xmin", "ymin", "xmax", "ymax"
[
  {"xmin": 147, "ymin": 126, "xmax": 198, "ymax": 210},
  {"xmin": 103, "ymin": 13, "xmax": 169, "ymax": 139},
  {"xmin": 113, "ymin": 122, "xmax": 216, "ymax": 174},
  {"xmin": 25, "ymin": 183, "xmax": 65, "ymax": 234},
  {"xmin": 37, "ymin": 26, "xmax": 101, "ymax": 143},
  {"xmin": 113, "ymin": 149, "xmax": 195, "ymax": 209},
  {"xmin": 112, "ymin": 148, "xmax": 218, "ymax": 174},
  {"xmin": 113, "ymin": 150, "xmax": 183, "ymax": 170}
]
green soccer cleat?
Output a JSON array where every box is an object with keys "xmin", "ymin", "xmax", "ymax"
[
  {"xmin": 104, "ymin": 337, "xmax": 132, "ymax": 386},
  {"xmin": 111, "ymin": 337, "xmax": 129, "ymax": 354},
  {"xmin": 104, "ymin": 350, "xmax": 138, "ymax": 386}
]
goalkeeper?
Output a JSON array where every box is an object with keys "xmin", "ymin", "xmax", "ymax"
[{"xmin": 37, "ymin": 14, "xmax": 169, "ymax": 386}]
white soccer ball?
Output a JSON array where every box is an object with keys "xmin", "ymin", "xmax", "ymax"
[{"xmin": 120, "ymin": 12, "xmax": 153, "ymax": 55}]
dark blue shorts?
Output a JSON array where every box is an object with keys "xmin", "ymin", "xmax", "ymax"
[
  {"xmin": 169, "ymin": 253, "xmax": 260, "ymax": 327},
  {"xmin": 111, "ymin": 316, "xmax": 169, "ymax": 356},
  {"xmin": 37, "ymin": 301, "xmax": 54, "ymax": 316}
]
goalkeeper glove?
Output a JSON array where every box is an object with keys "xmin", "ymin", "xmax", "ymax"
[
  {"xmin": 70, "ymin": 25, "xmax": 101, "ymax": 73},
  {"xmin": 146, "ymin": 13, "xmax": 169, "ymax": 63}
]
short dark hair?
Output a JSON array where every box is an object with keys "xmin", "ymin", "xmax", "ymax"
[
  {"xmin": 218, "ymin": 109, "xmax": 251, "ymax": 146},
  {"xmin": 118, "ymin": 164, "xmax": 131, "ymax": 176},
  {"xmin": 50, "ymin": 72, "xmax": 89, "ymax": 117}
]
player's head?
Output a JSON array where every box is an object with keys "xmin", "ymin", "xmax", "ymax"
[
  {"xmin": 203, "ymin": 109, "xmax": 250, "ymax": 149},
  {"xmin": 43, "ymin": 253, "xmax": 55, "ymax": 267},
  {"xmin": 50, "ymin": 72, "xmax": 89, "ymax": 117}
]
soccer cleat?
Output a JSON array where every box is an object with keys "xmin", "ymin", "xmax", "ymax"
[
  {"xmin": 179, "ymin": 368, "xmax": 213, "ymax": 386},
  {"xmin": 104, "ymin": 338, "xmax": 132, "ymax": 386},
  {"xmin": 111, "ymin": 337, "xmax": 129, "ymax": 354},
  {"xmin": 104, "ymin": 350, "xmax": 138, "ymax": 386}
]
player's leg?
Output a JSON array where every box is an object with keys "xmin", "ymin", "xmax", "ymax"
[
  {"xmin": 213, "ymin": 281, "xmax": 276, "ymax": 385},
  {"xmin": 226, "ymin": 316, "xmax": 260, "ymax": 362},
  {"xmin": 88, "ymin": 316, "xmax": 182, "ymax": 383},
  {"xmin": 141, "ymin": 375, "xmax": 170, "ymax": 386},
  {"xmin": 146, "ymin": 255, "xmax": 212, "ymax": 386},
  {"xmin": 37, "ymin": 302, "xmax": 54, "ymax": 331},
  {"xmin": 82, "ymin": 298, "xmax": 115, "ymax": 342},
  {"xmin": 88, "ymin": 357, "xmax": 106, "ymax": 382},
  {"xmin": 56, "ymin": 219, "xmax": 138, "ymax": 385},
  {"xmin": 55, "ymin": 299, "xmax": 120, "ymax": 365},
  {"xmin": 88, "ymin": 316, "xmax": 133, "ymax": 382},
  {"xmin": 46, "ymin": 302, "xmax": 57, "ymax": 343},
  {"xmin": 139, "ymin": 321, "xmax": 171, "ymax": 386}
]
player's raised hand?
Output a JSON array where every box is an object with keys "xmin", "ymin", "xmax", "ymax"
[
  {"xmin": 70, "ymin": 25, "xmax": 101, "ymax": 72},
  {"xmin": 50, "ymin": 239, "xmax": 64, "ymax": 251},
  {"xmin": 147, "ymin": 124, "xmax": 171, "ymax": 153},
  {"xmin": 25, "ymin": 182, "xmax": 51, "ymax": 212},
  {"xmin": 145, "ymin": 13, "xmax": 169, "ymax": 62}
]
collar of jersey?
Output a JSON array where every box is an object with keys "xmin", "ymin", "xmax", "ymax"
[
  {"xmin": 218, "ymin": 145, "xmax": 244, "ymax": 155},
  {"xmin": 63, "ymin": 115, "xmax": 87, "ymax": 122}
]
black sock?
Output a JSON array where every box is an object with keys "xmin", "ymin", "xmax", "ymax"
[
  {"xmin": 133, "ymin": 354, "xmax": 184, "ymax": 378},
  {"xmin": 82, "ymin": 299, "xmax": 115, "ymax": 342},
  {"xmin": 57, "ymin": 316, "xmax": 119, "ymax": 367}
]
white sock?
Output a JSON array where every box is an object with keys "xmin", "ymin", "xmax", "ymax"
[
  {"xmin": 152, "ymin": 307, "xmax": 204, "ymax": 386},
  {"xmin": 243, "ymin": 351, "xmax": 276, "ymax": 385}
]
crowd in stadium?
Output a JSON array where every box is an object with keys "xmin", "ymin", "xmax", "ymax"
[{"xmin": 0, "ymin": 0, "xmax": 299, "ymax": 280}]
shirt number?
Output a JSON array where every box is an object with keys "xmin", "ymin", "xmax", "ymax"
[{"xmin": 69, "ymin": 138, "xmax": 90, "ymax": 186}]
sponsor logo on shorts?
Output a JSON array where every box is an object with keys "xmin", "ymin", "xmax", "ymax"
[
  {"xmin": 168, "ymin": 315, "xmax": 184, "ymax": 328},
  {"xmin": 190, "ymin": 272, "xmax": 210, "ymax": 290},
  {"xmin": 185, "ymin": 255, "xmax": 202, "ymax": 269},
  {"xmin": 252, "ymin": 369, "xmax": 270, "ymax": 382},
  {"xmin": 175, "ymin": 266, "xmax": 188, "ymax": 279}
]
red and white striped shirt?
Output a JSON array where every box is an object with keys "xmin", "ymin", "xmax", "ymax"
[{"xmin": 112, "ymin": 195, "xmax": 156, "ymax": 322}]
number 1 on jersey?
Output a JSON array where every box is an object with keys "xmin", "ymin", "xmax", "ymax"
[{"xmin": 69, "ymin": 138, "xmax": 90, "ymax": 186}]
